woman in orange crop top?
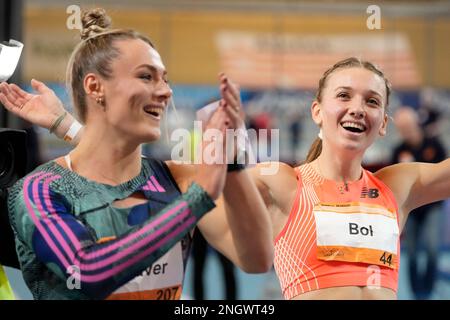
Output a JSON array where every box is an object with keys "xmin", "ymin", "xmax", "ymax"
[
  {"xmin": 3, "ymin": 54, "xmax": 450, "ymax": 299},
  {"xmin": 243, "ymin": 57, "xmax": 450, "ymax": 299}
]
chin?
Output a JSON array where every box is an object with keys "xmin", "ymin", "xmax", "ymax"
[
  {"xmin": 142, "ymin": 129, "xmax": 161, "ymax": 143},
  {"xmin": 340, "ymin": 139, "xmax": 367, "ymax": 153}
]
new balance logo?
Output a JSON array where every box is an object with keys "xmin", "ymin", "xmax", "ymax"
[{"xmin": 360, "ymin": 187, "xmax": 379, "ymax": 198}]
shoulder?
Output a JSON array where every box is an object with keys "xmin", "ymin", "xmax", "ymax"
[
  {"xmin": 143, "ymin": 157, "xmax": 176, "ymax": 180},
  {"xmin": 163, "ymin": 160, "xmax": 196, "ymax": 193},
  {"xmin": 374, "ymin": 162, "xmax": 418, "ymax": 182},
  {"xmin": 8, "ymin": 160, "xmax": 74, "ymax": 211},
  {"xmin": 373, "ymin": 163, "xmax": 411, "ymax": 187},
  {"xmin": 7, "ymin": 161, "xmax": 68, "ymax": 236},
  {"xmin": 244, "ymin": 161, "xmax": 296, "ymax": 189},
  {"xmin": 249, "ymin": 161, "xmax": 298, "ymax": 207},
  {"xmin": 373, "ymin": 163, "xmax": 419, "ymax": 210},
  {"xmin": 9, "ymin": 161, "xmax": 60, "ymax": 194}
]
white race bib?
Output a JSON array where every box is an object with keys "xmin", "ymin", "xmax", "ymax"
[
  {"xmin": 314, "ymin": 203, "xmax": 399, "ymax": 269},
  {"xmin": 108, "ymin": 242, "xmax": 184, "ymax": 300}
]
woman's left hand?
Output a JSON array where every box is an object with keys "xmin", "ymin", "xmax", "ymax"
[{"xmin": 218, "ymin": 73, "xmax": 245, "ymax": 130}]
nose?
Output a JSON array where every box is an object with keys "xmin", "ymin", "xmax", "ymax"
[
  {"xmin": 154, "ymin": 80, "xmax": 173, "ymax": 103},
  {"xmin": 348, "ymin": 97, "xmax": 365, "ymax": 119}
]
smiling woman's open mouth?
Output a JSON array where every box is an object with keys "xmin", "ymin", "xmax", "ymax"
[
  {"xmin": 340, "ymin": 121, "xmax": 366, "ymax": 133},
  {"xmin": 144, "ymin": 106, "xmax": 163, "ymax": 118}
]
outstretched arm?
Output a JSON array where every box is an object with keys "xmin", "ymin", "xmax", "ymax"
[
  {"xmin": 375, "ymin": 159, "xmax": 450, "ymax": 228},
  {"xmin": 0, "ymin": 80, "xmax": 83, "ymax": 144}
]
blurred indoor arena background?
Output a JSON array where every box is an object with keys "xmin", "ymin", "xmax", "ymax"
[{"xmin": 1, "ymin": 0, "xmax": 450, "ymax": 300}]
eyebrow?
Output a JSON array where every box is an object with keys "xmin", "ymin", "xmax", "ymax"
[
  {"xmin": 135, "ymin": 64, "xmax": 167, "ymax": 76},
  {"xmin": 334, "ymin": 86, "xmax": 382, "ymax": 98}
]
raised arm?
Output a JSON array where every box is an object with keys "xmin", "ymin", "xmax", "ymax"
[
  {"xmin": 168, "ymin": 74, "xmax": 274, "ymax": 274},
  {"xmin": 0, "ymin": 80, "xmax": 83, "ymax": 144},
  {"xmin": 375, "ymin": 159, "xmax": 450, "ymax": 228}
]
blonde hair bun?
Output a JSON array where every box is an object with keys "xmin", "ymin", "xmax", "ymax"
[{"xmin": 80, "ymin": 8, "xmax": 112, "ymax": 40}]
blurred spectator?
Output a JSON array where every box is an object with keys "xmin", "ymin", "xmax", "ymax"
[
  {"xmin": 418, "ymin": 87, "xmax": 444, "ymax": 138},
  {"xmin": 288, "ymin": 113, "xmax": 303, "ymax": 162},
  {"xmin": 392, "ymin": 106, "xmax": 447, "ymax": 299}
]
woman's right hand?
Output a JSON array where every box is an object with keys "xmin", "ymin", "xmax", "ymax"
[{"xmin": 0, "ymin": 79, "xmax": 66, "ymax": 129}]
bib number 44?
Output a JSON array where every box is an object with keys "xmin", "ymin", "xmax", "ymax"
[{"xmin": 379, "ymin": 252, "xmax": 393, "ymax": 266}]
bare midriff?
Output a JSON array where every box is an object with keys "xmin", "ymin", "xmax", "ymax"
[{"xmin": 291, "ymin": 286, "xmax": 397, "ymax": 300}]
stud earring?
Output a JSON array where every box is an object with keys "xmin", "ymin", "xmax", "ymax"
[{"xmin": 96, "ymin": 96, "xmax": 105, "ymax": 110}]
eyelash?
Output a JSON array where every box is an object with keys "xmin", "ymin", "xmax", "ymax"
[
  {"xmin": 139, "ymin": 74, "xmax": 170, "ymax": 84},
  {"xmin": 337, "ymin": 92, "xmax": 350, "ymax": 99},
  {"xmin": 140, "ymin": 74, "xmax": 152, "ymax": 81},
  {"xmin": 337, "ymin": 92, "xmax": 380, "ymax": 106}
]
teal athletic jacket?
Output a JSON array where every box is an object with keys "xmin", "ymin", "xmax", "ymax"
[{"xmin": 8, "ymin": 157, "xmax": 215, "ymax": 300}]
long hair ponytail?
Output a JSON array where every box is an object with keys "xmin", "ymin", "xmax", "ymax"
[{"xmin": 305, "ymin": 137, "xmax": 322, "ymax": 163}]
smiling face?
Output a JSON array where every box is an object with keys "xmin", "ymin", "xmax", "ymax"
[
  {"xmin": 311, "ymin": 67, "xmax": 388, "ymax": 154},
  {"xmin": 85, "ymin": 38, "xmax": 172, "ymax": 143}
]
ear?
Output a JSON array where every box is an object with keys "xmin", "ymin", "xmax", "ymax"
[
  {"xmin": 311, "ymin": 100, "xmax": 322, "ymax": 127},
  {"xmin": 379, "ymin": 113, "xmax": 388, "ymax": 137},
  {"xmin": 83, "ymin": 73, "xmax": 105, "ymax": 101}
]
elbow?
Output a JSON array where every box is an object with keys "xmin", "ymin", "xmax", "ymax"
[
  {"xmin": 65, "ymin": 268, "xmax": 115, "ymax": 300},
  {"xmin": 242, "ymin": 259, "xmax": 273, "ymax": 274},
  {"xmin": 241, "ymin": 249, "xmax": 274, "ymax": 274}
]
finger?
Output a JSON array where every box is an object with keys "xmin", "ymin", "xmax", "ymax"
[
  {"xmin": 222, "ymin": 101, "xmax": 241, "ymax": 125},
  {"xmin": 2, "ymin": 84, "xmax": 21, "ymax": 105},
  {"xmin": 206, "ymin": 105, "xmax": 225, "ymax": 128},
  {"xmin": 0, "ymin": 82, "xmax": 11, "ymax": 97},
  {"xmin": 0, "ymin": 92, "xmax": 22, "ymax": 112},
  {"xmin": 211, "ymin": 107, "xmax": 229, "ymax": 133},
  {"xmin": 10, "ymin": 83, "xmax": 34, "ymax": 101},
  {"xmin": 221, "ymin": 85, "xmax": 239, "ymax": 110},
  {"xmin": 31, "ymin": 78, "xmax": 51, "ymax": 95},
  {"xmin": 220, "ymin": 73, "xmax": 241, "ymax": 103},
  {"xmin": 0, "ymin": 84, "xmax": 8, "ymax": 100},
  {"xmin": 5, "ymin": 85, "xmax": 28, "ymax": 108},
  {"xmin": 222, "ymin": 102, "xmax": 244, "ymax": 131}
]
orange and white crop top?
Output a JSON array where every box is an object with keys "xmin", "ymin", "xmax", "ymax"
[{"xmin": 273, "ymin": 163, "xmax": 400, "ymax": 299}]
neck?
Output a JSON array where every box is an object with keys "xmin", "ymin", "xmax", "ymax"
[
  {"xmin": 315, "ymin": 143, "xmax": 363, "ymax": 183},
  {"xmin": 69, "ymin": 124, "xmax": 143, "ymax": 185}
]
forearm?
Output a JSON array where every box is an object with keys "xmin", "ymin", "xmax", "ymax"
[
  {"xmin": 223, "ymin": 170, "xmax": 273, "ymax": 273},
  {"xmin": 416, "ymin": 158, "xmax": 450, "ymax": 204}
]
